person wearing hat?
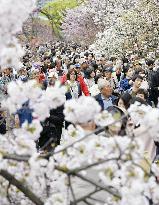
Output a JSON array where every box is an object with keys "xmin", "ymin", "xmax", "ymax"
[
  {"xmin": 18, "ymin": 67, "xmax": 28, "ymax": 82},
  {"xmin": 103, "ymin": 66, "xmax": 117, "ymax": 90},
  {"xmin": 47, "ymin": 71, "xmax": 58, "ymax": 87}
]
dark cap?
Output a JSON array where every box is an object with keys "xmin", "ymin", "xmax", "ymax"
[{"xmin": 103, "ymin": 67, "xmax": 113, "ymax": 73}]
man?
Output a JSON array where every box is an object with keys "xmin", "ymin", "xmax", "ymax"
[
  {"xmin": 103, "ymin": 67, "xmax": 117, "ymax": 90},
  {"xmin": 95, "ymin": 79, "xmax": 118, "ymax": 110},
  {"xmin": 38, "ymin": 75, "xmax": 64, "ymax": 150},
  {"xmin": 147, "ymin": 59, "xmax": 159, "ymax": 106},
  {"xmin": 129, "ymin": 75, "xmax": 143, "ymax": 97}
]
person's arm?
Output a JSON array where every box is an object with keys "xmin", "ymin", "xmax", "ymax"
[{"xmin": 78, "ymin": 77, "xmax": 90, "ymax": 96}]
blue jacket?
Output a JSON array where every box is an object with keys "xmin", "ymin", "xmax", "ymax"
[
  {"xmin": 120, "ymin": 78, "xmax": 132, "ymax": 92},
  {"xmin": 95, "ymin": 93, "xmax": 118, "ymax": 110},
  {"xmin": 17, "ymin": 101, "xmax": 33, "ymax": 127}
]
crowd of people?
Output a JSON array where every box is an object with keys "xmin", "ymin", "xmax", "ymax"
[{"xmin": 1, "ymin": 41, "xmax": 159, "ymax": 159}]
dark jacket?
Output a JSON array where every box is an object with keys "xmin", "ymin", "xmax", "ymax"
[
  {"xmin": 95, "ymin": 93, "xmax": 118, "ymax": 110},
  {"xmin": 0, "ymin": 115, "xmax": 6, "ymax": 134},
  {"xmin": 148, "ymin": 69, "xmax": 159, "ymax": 106},
  {"xmin": 38, "ymin": 105, "xmax": 64, "ymax": 149}
]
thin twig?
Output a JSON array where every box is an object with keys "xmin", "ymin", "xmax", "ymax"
[
  {"xmin": 68, "ymin": 175, "xmax": 76, "ymax": 205},
  {"xmin": 53, "ymin": 116, "xmax": 127, "ymax": 155},
  {"xmin": 70, "ymin": 188, "xmax": 101, "ymax": 204},
  {"xmin": 68, "ymin": 157, "xmax": 118, "ymax": 174}
]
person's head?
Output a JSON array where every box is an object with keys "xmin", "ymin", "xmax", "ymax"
[
  {"xmin": 98, "ymin": 78, "xmax": 112, "ymax": 98},
  {"xmin": 132, "ymin": 75, "xmax": 143, "ymax": 89},
  {"xmin": 19, "ymin": 68, "xmax": 27, "ymax": 76},
  {"xmin": 95, "ymin": 68, "xmax": 102, "ymax": 75},
  {"xmin": 96, "ymin": 58, "xmax": 102, "ymax": 65},
  {"xmin": 125, "ymin": 67, "xmax": 134, "ymax": 78},
  {"xmin": 94, "ymin": 74, "xmax": 103, "ymax": 84},
  {"xmin": 88, "ymin": 53, "xmax": 94, "ymax": 61},
  {"xmin": 73, "ymin": 55, "xmax": 80, "ymax": 64},
  {"xmin": 146, "ymin": 59, "xmax": 154, "ymax": 70},
  {"xmin": 81, "ymin": 62, "xmax": 89, "ymax": 72},
  {"xmin": 3, "ymin": 68, "xmax": 11, "ymax": 76},
  {"xmin": 67, "ymin": 69, "xmax": 78, "ymax": 82},
  {"xmin": 63, "ymin": 56, "xmax": 70, "ymax": 65},
  {"xmin": 103, "ymin": 67, "xmax": 112, "ymax": 79},
  {"xmin": 133, "ymin": 60, "xmax": 141, "ymax": 70},
  {"xmin": 85, "ymin": 67, "xmax": 95, "ymax": 79},
  {"xmin": 138, "ymin": 69, "xmax": 146, "ymax": 78},
  {"xmin": 100, "ymin": 57, "xmax": 107, "ymax": 65},
  {"xmin": 115, "ymin": 65, "xmax": 122, "ymax": 75},
  {"xmin": 30, "ymin": 69, "xmax": 40, "ymax": 80},
  {"xmin": 118, "ymin": 92, "xmax": 132, "ymax": 110},
  {"xmin": 44, "ymin": 56, "xmax": 51, "ymax": 65},
  {"xmin": 106, "ymin": 61, "xmax": 113, "ymax": 68},
  {"xmin": 136, "ymin": 88, "xmax": 148, "ymax": 101},
  {"xmin": 106, "ymin": 106, "xmax": 127, "ymax": 136},
  {"xmin": 110, "ymin": 57, "xmax": 117, "ymax": 64}
]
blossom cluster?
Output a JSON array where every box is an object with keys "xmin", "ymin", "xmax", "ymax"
[{"xmin": 0, "ymin": 0, "xmax": 36, "ymax": 70}]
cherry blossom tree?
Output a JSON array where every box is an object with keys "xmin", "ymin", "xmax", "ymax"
[
  {"xmin": 62, "ymin": 0, "xmax": 159, "ymax": 56},
  {"xmin": 61, "ymin": 5, "xmax": 98, "ymax": 45}
]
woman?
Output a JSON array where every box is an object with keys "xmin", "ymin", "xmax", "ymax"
[
  {"xmin": 84, "ymin": 67, "xmax": 95, "ymax": 93},
  {"xmin": 118, "ymin": 92, "xmax": 132, "ymax": 111},
  {"xmin": 106, "ymin": 106, "xmax": 128, "ymax": 136},
  {"xmin": 65, "ymin": 69, "xmax": 82, "ymax": 100}
]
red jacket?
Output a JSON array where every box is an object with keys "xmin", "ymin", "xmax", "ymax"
[{"xmin": 60, "ymin": 74, "xmax": 90, "ymax": 96}]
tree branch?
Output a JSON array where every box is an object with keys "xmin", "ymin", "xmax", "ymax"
[
  {"xmin": 0, "ymin": 169, "xmax": 44, "ymax": 205},
  {"xmin": 72, "ymin": 172, "xmax": 121, "ymax": 199},
  {"xmin": 53, "ymin": 116, "xmax": 127, "ymax": 155},
  {"xmin": 70, "ymin": 188, "xmax": 101, "ymax": 204},
  {"xmin": 3, "ymin": 154, "xmax": 29, "ymax": 162}
]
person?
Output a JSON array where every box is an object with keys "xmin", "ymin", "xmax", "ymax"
[
  {"xmin": 42, "ymin": 56, "xmax": 54, "ymax": 74},
  {"xmin": 60, "ymin": 65, "xmax": 90, "ymax": 96},
  {"xmin": 16, "ymin": 101, "xmax": 33, "ymax": 127},
  {"xmin": 106, "ymin": 106, "xmax": 128, "ymax": 136},
  {"xmin": 62, "ymin": 56, "xmax": 70, "ymax": 73},
  {"xmin": 0, "ymin": 108, "xmax": 6, "ymax": 134},
  {"xmin": 136, "ymin": 88, "xmax": 149, "ymax": 103},
  {"xmin": 0, "ymin": 67, "xmax": 15, "ymax": 102},
  {"xmin": 128, "ymin": 75, "xmax": 143, "ymax": 97},
  {"xmin": 65, "ymin": 69, "xmax": 82, "ymax": 100},
  {"xmin": 38, "ymin": 105, "xmax": 64, "ymax": 150},
  {"xmin": 147, "ymin": 59, "xmax": 159, "ymax": 106},
  {"xmin": 103, "ymin": 67, "xmax": 117, "ymax": 90},
  {"xmin": 112, "ymin": 64, "xmax": 124, "ymax": 83},
  {"xmin": 37, "ymin": 71, "xmax": 65, "ymax": 150},
  {"xmin": 18, "ymin": 67, "xmax": 28, "ymax": 82},
  {"xmin": 118, "ymin": 92, "xmax": 132, "ymax": 111},
  {"xmin": 84, "ymin": 67, "xmax": 95, "ymax": 93},
  {"xmin": 120, "ymin": 67, "xmax": 134, "ymax": 92},
  {"xmin": 95, "ymin": 78, "xmax": 118, "ymax": 110}
]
